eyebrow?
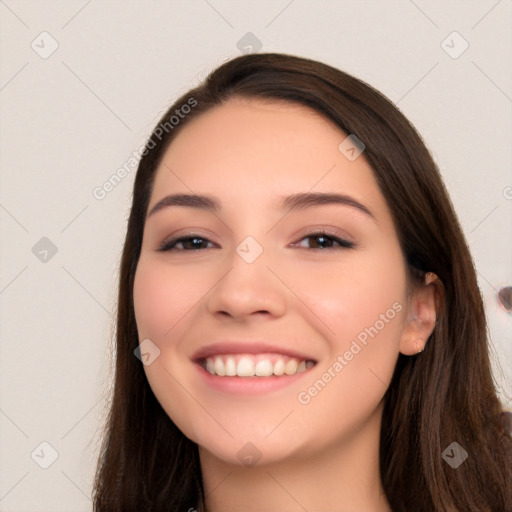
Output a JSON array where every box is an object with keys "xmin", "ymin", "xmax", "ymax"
[{"xmin": 147, "ymin": 192, "xmax": 377, "ymax": 223}]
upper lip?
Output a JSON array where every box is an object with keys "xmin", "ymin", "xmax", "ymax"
[{"xmin": 191, "ymin": 341, "xmax": 317, "ymax": 362}]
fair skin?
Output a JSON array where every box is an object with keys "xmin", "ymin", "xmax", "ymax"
[{"xmin": 133, "ymin": 97, "xmax": 438, "ymax": 511}]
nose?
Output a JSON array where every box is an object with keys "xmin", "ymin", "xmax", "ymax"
[{"xmin": 204, "ymin": 243, "xmax": 287, "ymax": 321}]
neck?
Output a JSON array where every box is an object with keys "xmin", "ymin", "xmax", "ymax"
[{"xmin": 198, "ymin": 401, "xmax": 391, "ymax": 512}]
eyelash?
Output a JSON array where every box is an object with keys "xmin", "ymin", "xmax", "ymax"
[{"xmin": 157, "ymin": 231, "xmax": 356, "ymax": 252}]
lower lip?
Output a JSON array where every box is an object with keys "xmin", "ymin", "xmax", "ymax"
[{"xmin": 194, "ymin": 362, "xmax": 315, "ymax": 395}]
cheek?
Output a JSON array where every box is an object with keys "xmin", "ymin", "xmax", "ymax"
[
  {"xmin": 133, "ymin": 257, "xmax": 210, "ymax": 439},
  {"xmin": 291, "ymin": 245, "xmax": 407, "ymax": 421},
  {"xmin": 293, "ymin": 243, "xmax": 407, "ymax": 350},
  {"xmin": 133, "ymin": 256, "xmax": 207, "ymax": 340}
]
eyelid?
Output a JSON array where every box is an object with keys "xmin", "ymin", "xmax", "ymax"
[
  {"xmin": 157, "ymin": 230, "xmax": 216, "ymax": 251},
  {"xmin": 290, "ymin": 228, "xmax": 356, "ymax": 251},
  {"xmin": 291, "ymin": 225, "xmax": 354, "ymax": 244}
]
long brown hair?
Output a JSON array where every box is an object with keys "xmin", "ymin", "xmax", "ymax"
[{"xmin": 92, "ymin": 52, "xmax": 512, "ymax": 511}]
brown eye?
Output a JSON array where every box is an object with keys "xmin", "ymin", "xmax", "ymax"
[
  {"xmin": 158, "ymin": 234, "xmax": 214, "ymax": 252},
  {"xmin": 294, "ymin": 232, "xmax": 356, "ymax": 251}
]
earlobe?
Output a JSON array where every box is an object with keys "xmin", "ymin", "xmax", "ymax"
[
  {"xmin": 399, "ymin": 272, "xmax": 442, "ymax": 356},
  {"xmin": 412, "ymin": 337, "xmax": 425, "ymax": 354}
]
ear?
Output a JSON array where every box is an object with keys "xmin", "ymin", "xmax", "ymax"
[{"xmin": 399, "ymin": 272, "xmax": 442, "ymax": 356}]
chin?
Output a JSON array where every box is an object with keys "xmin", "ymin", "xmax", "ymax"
[{"xmin": 196, "ymin": 435, "xmax": 306, "ymax": 469}]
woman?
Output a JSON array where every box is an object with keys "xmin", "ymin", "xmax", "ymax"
[{"xmin": 92, "ymin": 52, "xmax": 512, "ymax": 511}]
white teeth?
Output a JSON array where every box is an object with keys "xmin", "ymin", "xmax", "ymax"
[
  {"xmin": 203, "ymin": 354, "xmax": 315, "ymax": 377},
  {"xmin": 225, "ymin": 356, "xmax": 236, "ymax": 376},
  {"xmin": 237, "ymin": 356, "xmax": 255, "ymax": 377},
  {"xmin": 284, "ymin": 359, "xmax": 298, "ymax": 375},
  {"xmin": 273, "ymin": 358, "xmax": 285, "ymax": 376},
  {"xmin": 255, "ymin": 360, "xmax": 273, "ymax": 376},
  {"xmin": 214, "ymin": 356, "xmax": 226, "ymax": 376}
]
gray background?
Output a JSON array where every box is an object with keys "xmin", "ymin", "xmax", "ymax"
[{"xmin": 1, "ymin": 1, "xmax": 511, "ymax": 510}]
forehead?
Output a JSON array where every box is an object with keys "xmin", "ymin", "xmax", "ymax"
[{"xmin": 150, "ymin": 97, "xmax": 387, "ymax": 219}]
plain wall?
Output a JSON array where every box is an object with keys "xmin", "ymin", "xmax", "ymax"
[{"xmin": 1, "ymin": 1, "xmax": 511, "ymax": 510}]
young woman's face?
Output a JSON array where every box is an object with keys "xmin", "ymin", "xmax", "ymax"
[{"xmin": 133, "ymin": 98, "xmax": 412, "ymax": 467}]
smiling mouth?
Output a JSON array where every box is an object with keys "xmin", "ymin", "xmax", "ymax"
[{"xmin": 199, "ymin": 353, "xmax": 317, "ymax": 377}]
